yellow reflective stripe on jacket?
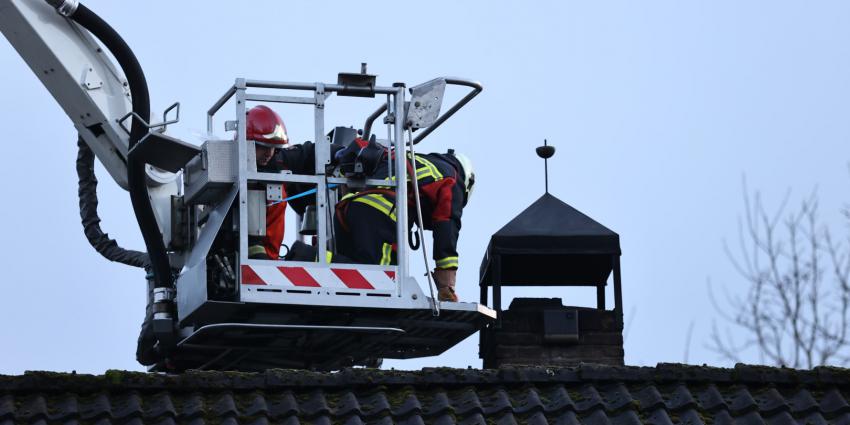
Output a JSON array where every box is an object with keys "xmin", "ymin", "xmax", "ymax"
[
  {"xmin": 353, "ymin": 194, "xmax": 397, "ymax": 221},
  {"xmin": 435, "ymin": 256, "xmax": 459, "ymax": 269},
  {"xmin": 416, "ymin": 167, "xmax": 431, "ymax": 179},
  {"xmin": 377, "ymin": 176, "xmax": 396, "ymax": 190},
  {"xmin": 380, "ymin": 243, "xmax": 393, "ymax": 266},
  {"xmin": 414, "ymin": 155, "xmax": 443, "ymax": 181},
  {"xmin": 326, "ymin": 251, "xmax": 334, "ymax": 263}
]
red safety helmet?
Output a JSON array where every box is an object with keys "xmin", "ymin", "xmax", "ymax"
[{"xmin": 246, "ymin": 105, "xmax": 289, "ymax": 147}]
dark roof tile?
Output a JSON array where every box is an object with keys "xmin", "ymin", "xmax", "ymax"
[
  {"xmin": 761, "ymin": 411, "xmax": 797, "ymax": 425},
  {"xmin": 752, "ymin": 387, "xmax": 788, "ymax": 416},
  {"xmin": 395, "ymin": 414, "xmax": 426, "ymax": 425},
  {"xmin": 598, "ymin": 383, "xmax": 634, "ymax": 411},
  {"xmin": 550, "ymin": 409, "xmax": 581, "ymax": 424},
  {"xmin": 390, "ymin": 391, "xmax": 422, "ymax": 417},
  {"xmin": 246, "ymin": 417, "xmax": 271, "ymax": 425},
  {"xmin": 241, "ymin": 391, "xmax": 270, "ymax": 417},
  {"xmin": 733, "ymin": 410, "xmax": 767, "ymax": 425},
  {"xmin": 342, "ymin": 414, "xmax": 365, "ymax": 425},
  {"xmin": 452, "ymin": 387, "xmax": 484, "ymax": 416},
  {"xmin": 633, "ymin": 385, "xmax": 665, "ymax": 411},
  {"xmin": 174, "ymin": 393, "xmax": 205, "ymax": 419},
  {"xmin": 429, "ymin": 413, "xmax": 458, "ymax": 425},
  {"xmin": 423, "ymin": 391, "xmax": 452, "ymax": 416},
  {"xmin": 513, "ymin": 387, "xmax": 545, "ymax": 414},
  {"xmin": 478, "ymin": 387, "xmax": 511, "ymax": 415},
  {"xmin": 19, "ymin": 394, "xmax": 50, "ymax": 422},
  {"xmin": 0, "ymin": 395, "xmax": 12, "ymax": 420},
  {"xmin": 694, "ymin": 384, "xmax": 726, "ymax": 411},
  {"xmin": 266, "ymin": 391, "xmax": 299, "ymax": 418},
  {"xmin": 665, "ymin": 384, "xmax": 697, "ymax": 411},
  {"xmin": 370, "ymin": 416, "xmax": 397, "ymax": 425},
  {"xmin": 711, "ymin": 409, "xmax": 735, "ymax": 425},
  {"xmin": 795, "ymin": 411, "xmax": 829, "ymax": 425},
  {"xmin": 607, "ymin": 410, "xmax": 643, "ymax": 425},
  {"xmin": 490, "ymin": 412, "xmax": 519, "ymax": 425},
  {"xmin": 574, "ymin": 385, "xmax": 605, "ymax": 412},
  {"xmin": 786, "ymin": 389, "xmax": 819, "ymax": 414},
  {"xmin": 675, "ymin": 409, "xmax": 706, "ymax": 425},
  {"xmin": 642, "ymin": 407, "xmax": 674, "ymax": 425},
  {"xmin": 357, "ymin": 389, "xmax": 391, "ymax": 416},
  {"xmin": 724, "ymin": 386, "xmax": 758, "ymax": 414},
  {"xmin": 540, "ymin": 386, "xmax": 576, "ymax": 413},
  {"xmin": 78, "ymin": 392, "xmax": 110, "ymax": 420},
  {"xmin": 458, "ymin": 411, "xmax": 487, "ymax": 425},
  {"xmin": 210, "ymin": 392, "xmax": 240, "ymax": 419},
  {"xmin": 151, "ymin": 417, "xmax": 178, "ymax": 425},
  {"xmin": 145, "ymin": 391, "xmax": 178, "ymax": 419},
  {"xmin": 524, "ymin": 411, "xmax": 550, "ymax": 425},
  {"xmin": 332, "ymin": 391, "xmax": 361, "ymax": 417},
  {"xmin": 276, "ymin": 416, "xmax": 302, "ymax": 425},
  {"xmin": 110, "ymin": 391, "xmax": 141, "ymax": 420},
  {"xmin": 300, "ymin": 390, "xmax": 331, "ymax": 417},
  {"xmin": 820, "ymin": 387, "xmax": 850, "ymax": 416},
  {"xmin": 310, "ymin": 415, "xmax": 334, "ymax": 425},
  {"xmin": 45, "ymin": 393, "xmax": 80, "ymax": 422},
  {"xmin": 829, "ymin": 412, "xmax": 850, "ymax": 425},
  {"xmin": 579, "ymin": 408, "xmax": 614, "ymax": 425}
]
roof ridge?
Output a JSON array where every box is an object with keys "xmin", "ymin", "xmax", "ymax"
[{"xmin": 1, "ymin": 363, "xmax": 849, "ymax": 392}]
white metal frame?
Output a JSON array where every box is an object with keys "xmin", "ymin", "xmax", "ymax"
[{"xmin": 206, "ymin": 78, "xmax": 435, "ymax": 310}]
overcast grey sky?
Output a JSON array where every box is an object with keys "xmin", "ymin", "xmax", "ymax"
[{"xmin": 1, "ymin": 0, "xmax": 849, "ymax": 374}]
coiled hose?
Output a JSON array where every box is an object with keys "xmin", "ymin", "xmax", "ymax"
[{"xmin": 76, "ymin": 137, "xmax": 149, "ymax": 268}]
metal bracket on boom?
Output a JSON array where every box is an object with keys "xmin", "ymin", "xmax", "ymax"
[{"xmin": 119, "ymin": 103, "xmax": 201, "ymax": 173}]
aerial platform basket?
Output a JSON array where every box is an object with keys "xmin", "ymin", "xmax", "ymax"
[
  {"xmin": 0, "ymin": 0, "xmax": 490, "ymax": 371},
  {"xmin": 158, "ymin": 74, "xmax": 493, "ymax": 371}
]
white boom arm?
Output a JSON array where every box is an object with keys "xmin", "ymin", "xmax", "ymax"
[{"xmin": 0, "ymin": 0, "xmax": 131, "ymax": 189}]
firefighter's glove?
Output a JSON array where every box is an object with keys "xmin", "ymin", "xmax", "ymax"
[
  {"xmin": 334, "ymin": 139, "xmax": 364, "ymax": 166},
  {"xmin": 248, "ymin": 245, "xmax": 271, "ymax": 260}
]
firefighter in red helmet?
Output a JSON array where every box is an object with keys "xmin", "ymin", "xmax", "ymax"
[{"xmin": 246, "ymin": 105, "xmax": 290, "ymax": 259}]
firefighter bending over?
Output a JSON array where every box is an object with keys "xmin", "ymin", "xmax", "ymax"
[{"xmin": 334, "ymin": 146, "xmax": 475, "ymax": 302}]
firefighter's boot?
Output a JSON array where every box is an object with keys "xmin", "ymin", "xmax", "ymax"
[
  {"xmin": 437, "ymin": 286, "xmax": 459, "ymax": 302},
  {"xmin": 433, "ymin": 268, "xmax": 459, "ymax": 302}
]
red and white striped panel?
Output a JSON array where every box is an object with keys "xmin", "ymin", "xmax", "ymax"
[{"xmin": 241, "ymin": 264, "xmax": 397, "ymax": 291}]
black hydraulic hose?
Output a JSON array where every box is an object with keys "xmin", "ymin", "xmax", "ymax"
[
  {"xmin": 76, "ymin": 137, "xmax": 150, "ymax": 268},
  {"xmin": 63, "ymin": 3, "xmax": 173, "ymax": 292}
]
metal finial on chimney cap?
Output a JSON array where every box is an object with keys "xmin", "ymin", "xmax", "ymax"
[{"xmin": 536, "ymin": 140, "xmax": 555, "ymax": 159}]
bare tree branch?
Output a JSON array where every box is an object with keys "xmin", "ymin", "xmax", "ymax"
[{"xmin": 711, "ymin": 179, "xmax": 850, "ymax": 368}]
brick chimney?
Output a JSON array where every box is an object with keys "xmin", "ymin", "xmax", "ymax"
[{"xmin": 481, "ymin": 298, "xmax": 624, "ymax": 368}]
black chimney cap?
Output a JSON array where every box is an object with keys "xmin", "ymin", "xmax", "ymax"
[{"xmin": 480, "ymin": 193, "xmax": 620, "ymax": 287}]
